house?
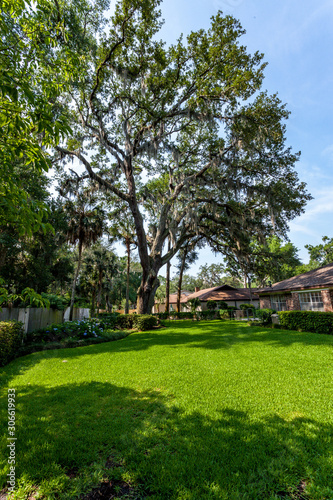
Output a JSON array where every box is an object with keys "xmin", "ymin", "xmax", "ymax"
[
  {"xmin": 154, "ymin": 291, "xmax": 192, "ymax": 313},
  {"xmin": 153, "ymin": 285, "xmax": 259, "ymax": 313},
  {"xmin": 257, "ymin": 263, "xmax": 333, "ymax": 312}
]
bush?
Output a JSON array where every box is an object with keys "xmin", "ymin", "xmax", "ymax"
[
  {"xmin": 114, "ymin": 314, "xmax": 157, "ymax": 331},
  {"xmin": 97, "ymin": 312, "xmax": 120, "ymax": 329},
  {"xmin": 256, "ymin": 308, "xmax": 276, "ymax": 325},
  {"xmin": 27, "ymin": 318, "xmax": 107, "ymax": 343},
  {"xmin": 196, "ymin": 310, "xmax": 217, "ymax": 320},
  {"xmin": 132, "ymin": 315, "xmax": 157, "ymax": 331},
  {"xmin": 217, "ymin": 301, "xmax": 229, "ymax": 310},
  {"xmin": 171, "ymin": 311, "xmax": 194, "ymax": 319},
  {"xmin": 278, "ymin": 310, "xmax": 333, "ymax": 334},
  {"xmin": 41, "ymin": 293, "xmax": 69, "ymax": 310},
  {"xmin": 219, "ymin": 309, "xmax": 230, "ymax": 320},
  {"xmin": 115, "ymin": 314, "xmax": 134, "ymax": 329},
  {"xmin": 240, "ymin": 303, "xmax": 255, "ymax": 311},
  {"xmin": 0, "ymin": 321, "xmax": 24, "ymax": 366},
  {"xmin": 154, "ymin": 312, "xmax": 169, "ymax": 320},
  {"xmin": 206, "ymin": 300, "xmax": 217, "ymax": 311}
]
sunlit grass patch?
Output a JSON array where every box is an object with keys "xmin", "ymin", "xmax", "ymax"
[{"xmin": 1, "ymin": 320, "xmax": 333, "ymax": 499}]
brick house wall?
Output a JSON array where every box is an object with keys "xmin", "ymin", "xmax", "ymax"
[
  {"xmin": 259, "ymin": 289, "xmax": 333, "ymax": 313},
  {"xmin": 259, "ymin": 296, "xmax": 271, "ymax": 309},
  {"xmin": 285, "ymin": 294, "xmax": 293, "ymax": 310},
  {"xmin": 290, "ymin": 293, "xmax": 301, "ymax": 311},
  {"xmin": 260, "ymin": 293, "xmax": 297, "ymax": 311},
  {"xmin": 321, "ymin": 290, "xmax": 333, "ymax": 312}
]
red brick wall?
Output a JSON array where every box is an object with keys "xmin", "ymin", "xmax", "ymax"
[
  {"xmin": 322, "ymin": 290, "xmax": 333, "ymax": 312},
  {"xmin": 259, "ymin": 296, "xmax": 271, "ymax": 309}
]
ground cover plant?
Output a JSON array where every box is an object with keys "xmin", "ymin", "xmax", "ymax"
[{"xmin": 1, "ymin": 320, "xmax": 333, "ymax": 499}]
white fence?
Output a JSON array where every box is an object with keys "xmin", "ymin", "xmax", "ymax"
[{"xmin": 0, "ymin": 307, "xmax": 90, "ymax": 333}]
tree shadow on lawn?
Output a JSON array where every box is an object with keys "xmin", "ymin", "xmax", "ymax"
[
  {"xmin": 1, "ymin": 321, "xmax": 332, "ymax": 389},
  {"xmin": 1, "ymin": 381, "xmax": 332, "ymax": 499},
  {"xmin": 115, "ymin": 320, "xmax": 333, "ymax": 353}
]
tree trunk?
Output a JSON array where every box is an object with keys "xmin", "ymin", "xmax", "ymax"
[
  {"xmin": 165, "ymin": 238, "xmax": 171, "ymax": 313},
  {"xmin": 69, "ymin": 241, "xmax": 83, "ymax": 321},
  {"xmin": 97, "ymin": 269, "xmax": 103, "ymax": 311},
  {"xmin": 91, "ymin": 286, "xmax": 96, "ymax": 317},
  {"xmin": 177, "ymin": 247, "xmax": 188, "ymax": 313},
  {"xmin": 125, "ymin": 238, "xmax": 130, "ymax": 314},
  {"xmin": 248, "ymin": 278, "xmax": 253, "ymax": 303},
  {"xmin": 136, "ymin": 267, "xmax": 160, "ymax": 314}
]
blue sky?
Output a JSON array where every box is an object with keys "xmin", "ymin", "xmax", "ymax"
[{"xmin": 151, "ymin": 0, "xmax": 333, "ymax": 276}]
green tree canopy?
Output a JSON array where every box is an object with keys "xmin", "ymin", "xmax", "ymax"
[
  {"xmin": 52, "ymin": 0, "xmax": 310, "ymax": 312},
  {"xmin": 304, "ymin": 236, "xmax": 333, "ymax": 268},
  {"xmin": 0, "ymin": 0, "xmax": 75, "ymax": 234}
]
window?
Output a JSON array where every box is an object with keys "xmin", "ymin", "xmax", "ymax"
[
  {"xmin": 271, "ymin": 295, "xmax": 288, "ymax": 311},
  {"xmin": 298, "ymin": 292, "xmax": 324, "ymax": 311}
]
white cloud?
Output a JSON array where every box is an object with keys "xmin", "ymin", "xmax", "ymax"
[{"xmin": 322, "ymin": 145, "xmax": 333, "ymax": 166}]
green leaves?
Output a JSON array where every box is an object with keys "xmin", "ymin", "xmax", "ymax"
[{"xmin": 0, "ymin": 0, "xmax": 75, "ymax": 235}]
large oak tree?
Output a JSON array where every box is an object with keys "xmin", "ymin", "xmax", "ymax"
[{"xmin": 54, "ymin": 0, "xmax": 310, "ymax": 313}]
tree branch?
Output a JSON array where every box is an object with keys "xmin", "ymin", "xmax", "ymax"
[{"xmin": 55, "ymin": 146, "xmax": 130, "ymax": 202}]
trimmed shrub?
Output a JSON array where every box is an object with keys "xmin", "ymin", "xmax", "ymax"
[
  {"xmin": 172, "ymin": 311, "xmax": 194, "ymax": 319},
  {"xmin": 114, "ymin": 314, "xmax": 157, "ymax": 331},
  {"xmin": 217, "ymin": 301, "xmax": 229, "ymax": 310},
  {"xmin": 196, "ymin": 310, "xmax": 217, "ymax": 320},
  {"xmin": 256, "ymin": 308, "xmax": 276, "ymax": 325},
  {"xmin": 0, "ymin": 321, "xmax": 24, "ymax": 366},
  {"xmin": 115, "ymin": 314, "xmax": 134, "ymax": 330},
  {"xmin": 278, "ymin": 310, "xmax": 333, "ymax": 334},
  {"xmin": 97, "ymin": 312, "xmax": 120, "ymax": 329},
  {"xmin": 206, "ymin": 300, "xmax": 217, "ymax": 311},
  {"xmin": 132, "ymin": 315, "xmax": 157, "ymax": 331},
  {"xmin": 240, "ymin": 303, "xmax": 255, "ymax": 312},
  {"xmin": 155, "ymin": 312, "xmax": 169, "ymax": 320},
  {"xmin": 219, "ymin": 309, "xmax": 230, "ymax": 320}
]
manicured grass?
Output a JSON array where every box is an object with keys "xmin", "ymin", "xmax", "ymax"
[{"xmin": 1, "ymin": 320, "xmax": 333, "ymax": 499}]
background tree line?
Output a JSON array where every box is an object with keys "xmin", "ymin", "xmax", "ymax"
[{"xmin": 1, "ymin": 0, "xmax": 324, "ymax": 314}]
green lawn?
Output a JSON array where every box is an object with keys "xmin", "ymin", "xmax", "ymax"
[{"xmin": 1, "ymin": 320, "xmax": 333, "ymax": 500}]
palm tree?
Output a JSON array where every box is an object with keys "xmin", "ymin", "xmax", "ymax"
[
  {"xmin": 108, "ymin": 204, "xmax": 137, "ymax": 314},
  {"xmin": 81, "ymin": 243, "xmax": 117, "ymax": 316},
  {"xmin": 64, "ymin": 191, "xmax": 106, "ymax": 320},
  {"xmin": 186, "ymin": 297, "xmax": 201, "ymax": 314},
  {"xmin": 175, "ymin": 242, "xmax": 199, "ymax": 312}
]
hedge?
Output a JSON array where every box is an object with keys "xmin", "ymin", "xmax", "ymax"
[
  {"xmin": 97, "ymin": 312, "xmax": 120, "ymax": 329},
  {"xmin": 0, "ymin": 321, "xmax": 24, "ymax": 367},
  {"xmin": 256, "ymin": 308, "xmax": 276, "ymax": 325},
  {"xmin": 196, "ymin": 310, "xmax": 218, "ymax": 320},
  {"xmin": 278, "ymin": 310, "xmax": 333, "ymax": 334},
  {"xmin": 132, "ymin": 315, "xmax": 157, "ymax": 331},
  {"xmin": 240, "ymin": 303, "xmax": 255, "ymax": 311},
  {"xmin": 115, "ymin": 314, "xmax": 134, "ymax": 329},
  {"xmin": 115, "ymin": 314, "xmax": 157, "ymax": 331}
]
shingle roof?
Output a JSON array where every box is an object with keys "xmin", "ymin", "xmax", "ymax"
[
  {"xmin": 180, "ymin": 285, "xmax": 258, "ymax": 303},
  {"xmin": 168, "ymin": 291, "xmax": 191, "ymax": 304},
  {"xmin": 257, "ymin": 262, "xmax": 333, "ymax": 294},
  {"xmin": 158, "ymin": 285, "xmax": 259, "ymax": 305}
]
